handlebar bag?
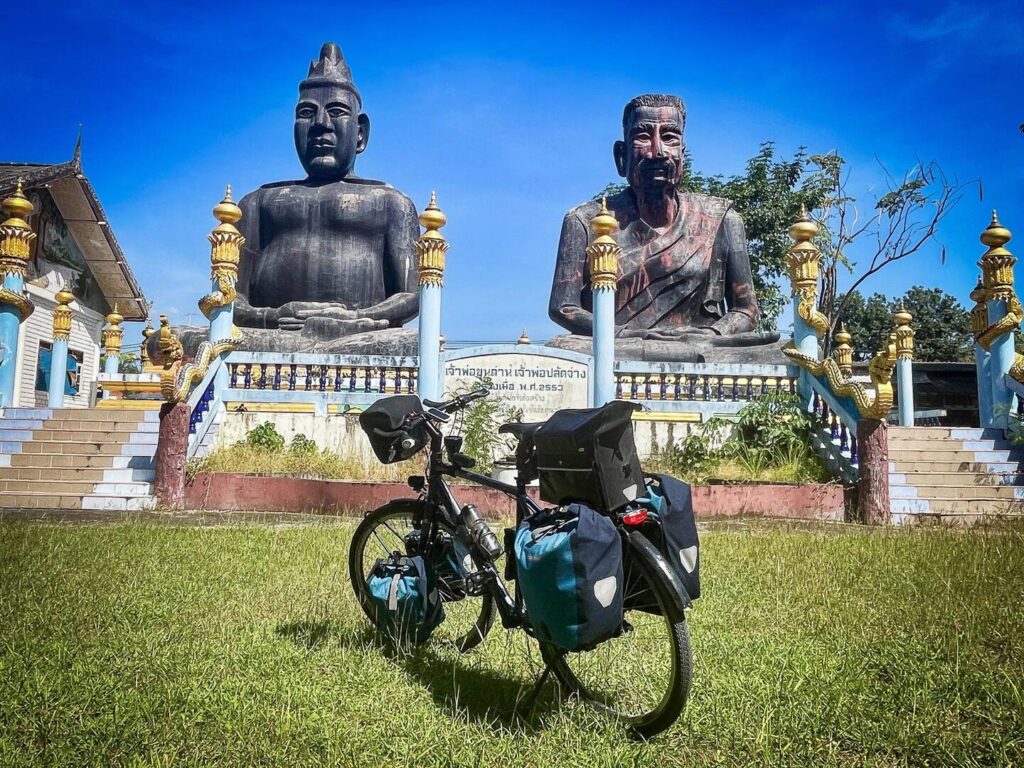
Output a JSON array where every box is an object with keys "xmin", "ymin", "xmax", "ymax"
[
  {"xmin": 366, "ymin": 554, "xmax": 445, "ymax": 644},
  {"xmin": 359, "ymin": 395, "xmax": 427, "ymax": 463},
  {"xmin": 534, "ymin": 401, "xmax": 644, "ymax": 513},
  {"xmin": 636, "ymin": 474, "xmax": 700, "ymax": 601},
  {"xmin": 514, "ymin": 503, "xmax": 623, "ymax": 652}
]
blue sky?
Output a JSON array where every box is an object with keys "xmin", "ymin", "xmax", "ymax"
[{"xmin": 4, "ymin": 0, "xmax": 1022, "ymax": 346}]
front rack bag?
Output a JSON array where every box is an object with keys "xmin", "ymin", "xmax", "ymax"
[
  {"xmin": 534, "ymin": 401, "xmax": 644, "ymax": 512},
  {"xmin": 359, "ymin": 394, "xmax": 426, "ymax": 464}
]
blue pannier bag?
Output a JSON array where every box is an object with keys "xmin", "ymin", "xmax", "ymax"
[
  {"xmin": 366, "ymin": 554, "xmax": 445, "ymax": 643},
  {"xmin": 514, "ymin": 503, "xmax": 624, "ymax": 652},
  {"xmin": 637, "ymin": 474, "xmax": 700, "ymax": 601}
]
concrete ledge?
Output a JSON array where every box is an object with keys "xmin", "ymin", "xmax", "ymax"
[{"xmin": 185, "ymin": 473, "xmax": 846, "ymax": 521}]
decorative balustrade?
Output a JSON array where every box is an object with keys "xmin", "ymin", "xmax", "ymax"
[
  {"xmin": 221, "ymin": 352, "xmax": 418, "ymax": 415},
  {"xmin": 613, "ymin": 362, "xmax": 798, "ymax": 416},
  {"xmin": 805, "ymin": 375, "xmax": 860, "ymax": 483}
]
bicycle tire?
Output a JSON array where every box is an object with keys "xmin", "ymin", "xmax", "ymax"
[
  {"xmin": 348, "ymin": 499, "xmax": 497, "ymax": 652},
  {"xmin": 540, "ymin": 529, "xmax": 692, "ymax": 739}
]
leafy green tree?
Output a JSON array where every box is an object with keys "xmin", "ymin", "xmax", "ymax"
[{"xmin": 836, "ymin": 286, "xmax": 972, "ymax": 362}]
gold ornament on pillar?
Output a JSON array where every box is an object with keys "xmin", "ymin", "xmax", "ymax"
[
  {"xmin": 785, "ymin": 205, "xmax": 828, "ymax": 337},
  {"xmin": 151, "ymin": 313, "xmax": 240, "ymax": 404},
  {"xmin": 517, "ymin": 329, "xmax": 530, "ymax": 345},
  {"xmin": 969, "ymin": 278, "xmax": 988, "ymax": 343},
  {"xmin": 52, "ymin": 287, "xmax": 74, "ymax": 343},
  {"xmin": 199, "ymin": 185, "xmax": 245, "ymax": 319},
  {"xmin": 832, "ymin": 323, "xmax": 853, "ymax": 377},
  {"xmin": 0, "ymin": 179, "xmax": 36, "ymax": 322},
  {"xmin": 102, "ymin": 304, "xmax": 124, "ymax": 357},
  {"xmin": 587, "ymin": 196, "xmax": 620, "ymax": 291},
  {"xmin": 416, "ymin": 192, "xmax": 449, "ymax": 287},
  {"xmin": 974, "ymin": 211, "xmax": 1024, "ymax": 382},
  {"xmin": 893, "ymin": 303, "xmax": 914, "ymax": 361},
  {"xmin": 140, "ymin": 320, "xmax": 156, "ymax": 370}
]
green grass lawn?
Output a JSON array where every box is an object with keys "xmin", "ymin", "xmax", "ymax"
[{"xmin": 1, "ymin": 516, "xmax": 1022, "ymax": 767}]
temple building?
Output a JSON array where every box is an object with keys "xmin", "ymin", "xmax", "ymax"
[{"xmin": 0, "ymin": 142, "xmax": 147, "ymax": 408}]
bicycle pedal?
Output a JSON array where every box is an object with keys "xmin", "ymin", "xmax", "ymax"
[{"xmin": 464, "ymin": 570, "xmax": 493, "ymax": 596}]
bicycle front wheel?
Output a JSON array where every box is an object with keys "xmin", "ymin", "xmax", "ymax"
[
  {"xmin": 348, "ymin": 499, "xmax": 496, "ymax": 652},
  {"xmin": 540, "ymin": 530, "xmax": 692, "ymax": 739}
]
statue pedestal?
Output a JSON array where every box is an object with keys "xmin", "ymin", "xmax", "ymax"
[
  {"xmin": 547, "ymin": 332, "xmax": 787, "ymax": 365},
  {"xmin": 177, "ymin": 326, "xmax": 419, "ymax": 357}
]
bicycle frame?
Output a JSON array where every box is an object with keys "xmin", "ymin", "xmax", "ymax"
[{"xmin": 416, "ymin": 415, "xmax": 541, "ymax": 630}]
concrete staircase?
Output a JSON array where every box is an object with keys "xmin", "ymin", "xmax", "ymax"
[
  {"xmin": 0, "ymin": 407, "xmax": 158, "ymax": 511},
  {"xmin": 889, "ymin": 426, "xmax": 1024, "ymax": 524}
]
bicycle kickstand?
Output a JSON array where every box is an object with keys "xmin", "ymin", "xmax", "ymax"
[{"xmin": 519, "ymin": 657, "xmax": 558, "ymax": 723}]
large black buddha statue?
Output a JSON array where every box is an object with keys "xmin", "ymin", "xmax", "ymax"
[
  {"xmin": 548, "ymin": 94, "xmax": 783, "ymax": 363},
  {"xmin": 189, "ymin": 42, "xmax": 420, "ymax": 354}
]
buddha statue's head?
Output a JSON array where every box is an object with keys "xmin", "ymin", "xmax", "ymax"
[
  {"xmin": 294, "ymin": 43, "xmax": 369, "ymax": 180},
  {"xmin": 614, "ymin": 94, "xmax": 686, "ymax": 195}
]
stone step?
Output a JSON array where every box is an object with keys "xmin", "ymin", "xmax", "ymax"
[
  {"xmin": 889, "ymin": 470, "xmax": 1024, "ymax": 487},
  {"xmin": 890, "ymin": 484, "xmax": 1024, "ymax": 500},
  {"xmin": 888, "ymin": 427, "xmax": 1004, "ymax": 441},
  {"xmin": 0, "ymin": 492, "xmax": 83, "ymax": 509},
  {"xmin": 893, "ymin": 497, "xmax": 1024, "ymax": 514},
  {"xmin": 889, "ymin": 438, "xmax": 1013, "ymax": 452},
  {"xmin": 0, "ymin": 479, "xmax": 96, "ymax": 494},
  {"xmin": 889, "ymin": 449, "xmax": 1022, "ymax": 463},
  {"xmin": 890, "ymin": 459, "xmax": 1022, "ymax": 474},
  {"xmin": 3, "ymin": 407, "xmax": 156, "ymax": 422},
  {"xmin": 0, "ymin": 419, "xmax": 45, "ymax": 430},
  {"xmin": 91, "ymin": 482, "xmax": 153, "ymax": 496},
  {"xmin": 0, "ymin": 466, "xmax": 155, "ymax": 482},
  {"xmin": 20, "ymin": 442, "xmax": 129, "ymax": 456},
  {"xmin": 15, "ymin": 429, "xmax": 159, "ymax": 445},
  {"xmin": 8, "ymin": 453, "xmax": 154, "ymax": 470},
  {"xmin": 41, "ymin": 419, "xmax": 160, "ymax": 433},
  {"xmin": 80, "ymin": 495, "xmax": 157, "ymax": 511}
]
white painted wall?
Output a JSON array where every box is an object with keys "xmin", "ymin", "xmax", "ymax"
[{"xmin": 15, "ymin": 284, "xmax": 104, "ymax": 408}]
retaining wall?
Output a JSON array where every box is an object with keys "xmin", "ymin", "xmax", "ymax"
[{"xmin": 185, "ymin": 473, "xmax": 846, "ymax": 521}]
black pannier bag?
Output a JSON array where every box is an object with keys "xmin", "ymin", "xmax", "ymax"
[
  {"xmin": 359, "ymin": 395, "xmax": 427, "ymax": 464},
  {"xmin": 534, "ymin": 401, "xmax": 644, "ymax": 513},
  {"xmin": 635, "ymin": 473, "xmax": 700, "ymax": 601}
]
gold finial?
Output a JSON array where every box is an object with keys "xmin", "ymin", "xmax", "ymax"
[
  {"xmin": 832, "ymin": 322, "xmax": 853, "ymax": 377},
  {"xmin": 893, "ymin": 303, "xmax": 914, "ymax": 361},
  {"xmin": 979, "ymin": 209, "xmax": 1015, "ymax": 300},
  {"xmin": 587, "ymin": 197, "xmax": 621, "ymax": 291},
  {"xmin": 2, "ymin": 179, "xmax": 34, "ymax": 224},
  {"xmin": 102, "ymin": 302, "xmax": 124, "ymax": 356},
  {"xmin": 0, "ymin": 179, "xmax": 38, "ymax": 322},
  {"xmin": 590, "ymin": 196, "xmax": 619, "ymax": 239},
  {"xmin": 517, "ymin": 329, "xmax": 530, "ymax": 345},
  {"xmin": 981, "ymin": 209, "xmax": 1012, "ymax": 249},
  {"xmin": 416, "ymin": 192, "xmax": 450, "ymax": 287},
  {"xmin": 212, "ymin": 184, "xmax": 242, "ymax": 228},
  {"xmin": 52, "ymin": 287, "xmax": 74, "ymax": 343},
  {"xmin": 438, "ymin": 333, "xmax": 446, "ymax": 351},
  {"xmin": 200, "ymin": 185, "xmax": 246, "ymax": 319},
  {"xmin": 786, "ymin": 207, "xmax": 827, "ymax": 336}
]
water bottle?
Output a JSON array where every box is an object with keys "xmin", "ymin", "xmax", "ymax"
[{"xmin": 460, "ymin": 504, "xmax": 503, "ymax": 559}]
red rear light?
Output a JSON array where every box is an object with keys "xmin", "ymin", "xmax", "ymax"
[{"xmin": 622, "ymin": 508, "xmax": 648, "ymax": 526}]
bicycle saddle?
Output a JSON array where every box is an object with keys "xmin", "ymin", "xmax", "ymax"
[{"xmin": 498, "ymin": 421, "xmax": 544, "ymax": 439}]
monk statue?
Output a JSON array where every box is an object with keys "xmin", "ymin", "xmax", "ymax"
[
  {"xmin": 547, "ymin": 94, "xmax": 783, "ymax": 363},
  {"xmin": 181, "ymin": 42, "xmax": 419, "ymax": 354}
]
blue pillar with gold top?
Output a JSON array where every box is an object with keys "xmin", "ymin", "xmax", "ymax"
[
  {"xmin": 199, "ymin": 186, "xmax": 245, "ymax": 395},
  {"xmin": 47, "ymin": 288, "xmax": 74, "ymax": 408},
  {"xmin": 786, "ymin": 207, "xmax": 825, "ymax": 398},
  {"xmin": 0, "ymin": 180, "xmax": 36, "ymax": 408},
  {"xmin": 970, "ymin": 279, "xmax": 994, "ymax": 427},
  {"xmin": 588, "ymin": 197, "xmax": 620, "ymax": 406},
  {"xmin": 415, "ymin": 192, "xmax": 449, "ymax": 402},
  {"xmin": 979, "ymin": 212, "xmax": 1017, "ymax": 428}
]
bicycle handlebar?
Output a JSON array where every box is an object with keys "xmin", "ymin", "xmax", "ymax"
[{"xmin": 423, "ymin": 388, "xmax": 490, "ymax": 415}]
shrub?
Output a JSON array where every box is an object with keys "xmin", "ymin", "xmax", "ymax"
[
  {"xmin": 243, "ymin": 422, "xmax": 285, "ymax": 452},
  {"xmin": 289, "ymin": 434, "xmax": 319, "ymax": 456}
]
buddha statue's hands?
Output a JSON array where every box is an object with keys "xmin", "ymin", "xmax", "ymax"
[
  {"xmin": 271, "ymin": 301, "xmax": 389, "ymax": 332},
  {"xmin": 638, "ymin": 327, "xmax": 720, "ymax": 342}
]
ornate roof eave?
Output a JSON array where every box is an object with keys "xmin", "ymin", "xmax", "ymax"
[{"xmin": 0, "ymin": 147, "xmax": 148, "ymax": 321}]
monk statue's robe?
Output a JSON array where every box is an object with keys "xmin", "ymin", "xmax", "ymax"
[{"xmin": 548, "ymin": 190, "xmax": 782, "ymax": 363}]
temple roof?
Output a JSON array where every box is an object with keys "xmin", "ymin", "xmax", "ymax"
[{"xmin": 0, "ymin": 143, "xmax": 148, "ymax": 321}]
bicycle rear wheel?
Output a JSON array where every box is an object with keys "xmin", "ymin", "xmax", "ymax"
[
  {"xmin": 540, "ymin": 530, "xmax": 692, "ymax": 739},
  {"xmin": 348, "ymin": 499, "xmax": 496, "ymax": 652}
]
